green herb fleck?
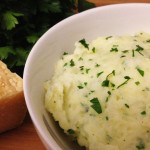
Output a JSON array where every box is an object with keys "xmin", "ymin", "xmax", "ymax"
[
  {"xmin": 142, "ymin": 87, "xmax": 150, "ymax": 92},
  {"xmin": 106, "ymin": 116, "xmax": 109, "ymax": 120},
  {"xmin": 135, "ymin": 45, "xmax": 144, "ymax": 56},
  {"xmin": 77, "ymin": 85, "xmax": 84, "ymax": 89},
  {"xmin": 124, "ymin": 76, "xmax": 131, "ymax": 80},
  {"xmin": 106, "ymin": 36, "xmax": 112, "ymax": 40},
  {"xmin": 132, "ymin": 50, "xmax": 135, "ymax": 57},
  {"xmin": 95, "ymin": 64, "xmax": 100, "ymax": 67},
  {"xmin": 90, "ymin": 97, "xmax": 102, "ymax": 114},
  {"xmin": 86, "ymin": 68, "xmax": 90, "ymax": 74},
  {"xmin": 121, "ymin": 55, "xmax": 126, "ymax": 58},
  {"xmin": 63, "ymin": 63, "xmax": 68, "ymax": 67},
  {"xmin": 105, "ymin": 97, "xmax": 109, "ymax": 102},
  {"xmin": 84, "ymin": 82, "xmax": 87, "ymax": 86},
  {"xmin": 122, "ymin": 50, "xmax": 129, "ymax": 53},
  {"xmin": 112, "ymin": 70, "xmax": 115, "ymax": 76},
  {"xmin": 92, "ymin": 47, "xmax": 96, "ymax": 53},
  {"xmin": 117, "ymin": 76, "xmax": 131, "ymax": 89},
  {"xmin": 63, "ymin": 52, "xmax": 68, "ymax": 55},
  {"xmin": 102, "ymin": 79, "xmax": 110, "ymax": 87},
  {"xmin": 110, "ymin": 47, "xmax": 118, "ymax": 52},
  {"xmin": 79, "ymin": 39, "xmax": 89, "ymax": 49},
  {"xmin": 70, "ymin": 59, "xmax": 75, "ymax": 67},
  {"xmin": 78, "ymin": 57, "xmax": 83, "ymax": 61},
  {"xmin": 108, "ymin": 91, "xmax": 111, "ymax": 95},
  {"xmin": 97, "ymin": 71, "xmax": 104, "ymax": 78},
  {"xmin": 136, "ymin": 140, "xmax": 145, "ymax": 150},
  {"xmin": 141, "ymin": 111, "xmax": 146, "ymax": 115},
  {"xmin": 136, "ymin": 67, "xmax": 144, "ymax": 77},
  {"xmin": 77, "ymin": 82, "xmax": 87, "ymax": 89},
  {"xmin": 87, "ymin": 90, "xmax": 95, "ymax": 97},
  {"xmin": 146, "ymin": 39, "xmax": 150, "ymax": 43},
  {"xmin": 125, "ymin": 103, "xmax": 130, "ymax": 108},
  {"xmin": 67, "ymin": 129, "xmax": 75, "ymax": 134},
  {"xmin": 136, "ymin": 45, "xmax": 144, "ymax": 51},
  {"xmin": 135, "ymin": 81, "xmax": 140, "ymax": 85},
  {"xmin": 106, "ymin": 70, "xmax": 115, "ymax": 79},
  {"xmin": 110, "ymin": 82, "xmax": 116, "ymax": 88},
  {"xmin": 106, "ymin": 91, "xmax": 111, "ymax": 102},
  {"xmin": 101, "ymin": 70, "xmax": 115, "ymax": 88},
  {"xmin": 80, "ymin": 66, "xmax": 84, "ymax": 70}
]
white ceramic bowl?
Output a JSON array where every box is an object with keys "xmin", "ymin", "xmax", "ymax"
[{"xmin": 23, "ymin": 3, "xmax": 150, "ymax": 150}]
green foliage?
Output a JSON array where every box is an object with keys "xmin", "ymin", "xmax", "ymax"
[
  {"xmin": 0, "ymin": 0, "xmax": 95, "ymax": 74},
  {"xmin": 2, "ymin": 11, "xmax": 24, "ymax": 30}
]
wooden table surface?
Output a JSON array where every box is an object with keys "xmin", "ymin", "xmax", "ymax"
[{"xmin": 0, "ymin": 0, "xmax": 150, "ymax": 150}]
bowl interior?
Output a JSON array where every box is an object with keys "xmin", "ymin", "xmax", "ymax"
[{"xmin": 24, "ymin": 3, "xmax": 150, "ymax": 150}]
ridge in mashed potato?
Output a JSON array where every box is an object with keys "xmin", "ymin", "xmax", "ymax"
[{"xmin": 44, "ymin": 32, "xmax": 150, "ymax": 150}]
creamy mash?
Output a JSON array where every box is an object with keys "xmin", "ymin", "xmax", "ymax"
[{"xmin": 44, "ymin": 33, "xmax": 150, "ymax": 150}]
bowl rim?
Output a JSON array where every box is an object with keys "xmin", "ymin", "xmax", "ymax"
[{"xmin": 23, "ymin": 3, "xmax": 150, "ymax": 150}]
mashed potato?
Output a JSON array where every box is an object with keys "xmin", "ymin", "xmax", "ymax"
[{"xmin": 44, "ymin": 33, "xmax": 150, "ymax": 150}]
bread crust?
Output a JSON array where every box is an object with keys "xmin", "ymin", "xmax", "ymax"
[
  {"xmin": 0, "ymin": 61, "xmax": 27, "ymax": 133},
  {"xmin": 0, "ymin": 91, "xmax": 27, "ymax": 133}
]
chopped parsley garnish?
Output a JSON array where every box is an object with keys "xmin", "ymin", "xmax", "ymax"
[
  {"xmin": 136, "ymin": 140, "xmax": 145, "ymax": 150},
  {"xmin": 101, "ymin": 70, "xmax": 115, "ymax": 87},
  {"xmin": 92, "ymin": 47, "xmax": 96, "ymax": 53},
  {"xmin": 142, "ymin": 87, "xmax": 150, "ymax": 92},
  {"xmin": 146, "ymin": 39, "xmax": 150, "ymax": 43},
  {"xmin": 121, "ymin": 55, "xmax": 126, "ymax": 58},
  {"xmin": 79, "ymin": 39, "xmax": 89, "ymax": 49},
  {"xmin": 106, "ymin": 70, "xmax": 115, "ymax": 79},
  {"xmin": 136, "ymin": 67, "xmax": 144, "ymax": 77},
  {"xmin": 117, "ymin": 76, "xmax": 131, "ymax": 89},
  {"xmin": 141, "ymin": 111, "xmax": 146, "ymax": 115},
  {"xmin": 78, "ymin": 57, "xmax": 83, "ymax": 61},
  {"xmin": 90, "ymin": 90, "xmax": 95, "ymax": 93},
  {"xmin": 106, "ymin": 91, "xmax": 111, "ymax": 102},
  {"xmin": 135, "ymin": 45, "xmax": 144, "ymax": 56},
  {"xmin": 106, "ymin": 36, "xmax": 112, "ymax": 40},
  {"xmin": 106, "ymin": 116, "xmax": 109, "ymax": 120},
  {"xmin": 102, "ymin": 79, "xmax": 109, "ymax": 87},
  {"xmin": 86, "ymin": 68, "xmax": 90, "ymax": 74},
  {"xmin": 67, "ymin": 129, "xmax": 75, "ymax": 134},
  {"xmin": 86, "ymin": 90, "xmax": 95, "ymax": 97},
  {"xmin": 124, "ymin": 76, "xmax": 131, "ymax": 80},
  {"xmin": 77, "ymin": 85, "xmax": 84, "ymax": 89},
  {"xmin": 136, "ymin": 45, "xmax": 144, "ymax": 51},
  {"xmin": 110, "ymin": 47, "xmax": 118, "ymax": 52},
  {"xmin": 70, "ymin": 59, "xmax": 75, "ymax": 67},
  {"xmin": 63, "ymin": 62, "xmax": 68, "ymax": 67},
  {"xmin": 110, "ymin": 82, "xmax": 115, "ymax": 88},
  {"xmin": 135, "ymin": 81, "xmax": 140, "ymax": 85},
  {"xmin": 90, "ymin": 97, "xmax": 102, "ymax": 114},
  {"xmin": 108, "ymin": 91, "xmax": 111, "ymax": 95},
  {"xmin": 63, "ymin": 52, "xmax": 68, "ymax": 55},
  {"xmin": 77, "ymin": 82, "xmax": 87, "ymax": 89},
  {"xmin": 122, "ymin": 50, "xmax": 129, "ymax": 53},
  {"xmin": 125, "ymin": 103, "xmax": 130, "ymax": 108},
  {"xmin": 95, "ymin": 63, "xmax": 100, "ymax": 67},
  {"xmin": 84, "ymin": 82, "xmax": 87, "ymax": 86},
  {"xmin": 97, "ymin": 71, "xmax": 104, "ymax": 78},
  {"xmin": 132, "ymin": 50, "xmax": 135, "ymax": 57},
  {"xmin": 80, "ymin": 66, "xmax": 84, "ymax": 70},
  {"xmin": 112, "ymin": 70, "xmax": 115, "ymax": 76}
]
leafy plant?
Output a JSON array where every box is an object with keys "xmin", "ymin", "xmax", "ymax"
[{"xmin": 0, "ymin": 0, "xmax": 95, "ymax": 75}]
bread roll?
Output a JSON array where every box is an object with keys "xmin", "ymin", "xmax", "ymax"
[{"xmin": 0, "ymin": 61, "xmax": 27, "ymax": 133}]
